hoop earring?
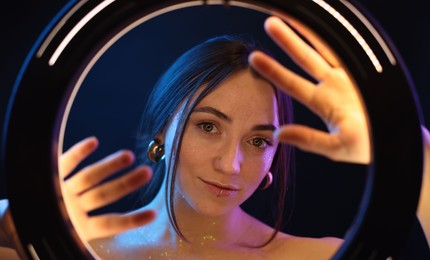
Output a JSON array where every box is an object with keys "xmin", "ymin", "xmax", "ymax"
[
  {"xmin": 147, "ymin": 138, "xmax": 165, "ymax": 163},
  {"xmin": 259, "ymin": 172, "xmax": 273, "ymax": 190}
]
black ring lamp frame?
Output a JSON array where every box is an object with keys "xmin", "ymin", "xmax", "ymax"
[{"xmin": 2, "ymin": 0, "xmax": 424, "ymax": 259}]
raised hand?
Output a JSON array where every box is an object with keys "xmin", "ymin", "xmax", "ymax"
[
  {"xmin": 249, "ymin": 16, "xmax": 370, "ymax": 164},
  {"xmin": 59, "ymin": 137, "xmax": 156, "ymax": 242}
]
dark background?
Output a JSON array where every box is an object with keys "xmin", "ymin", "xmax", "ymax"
[{"xmin": 0, "ymin": 0, "xmax": 428, "ymax": 255}]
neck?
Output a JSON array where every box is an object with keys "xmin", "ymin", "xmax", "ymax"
[
  {"xmin": 175, "ymin": 195, "xmax": 249, "ymax": 247},
  {"xmin": 148, "ymin": 176, "xmax": 253, "ymax": 248}
]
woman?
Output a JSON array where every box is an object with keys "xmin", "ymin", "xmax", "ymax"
[
  {"xmin": 58, "ymin": 17, "xmax": 368, "ymax": 259},
  {"xmin": 66, "ymin": 40, "xmax": 341, "ymax": 260},
  {"xmin": 1, "ymin": 16, "xmax": 429, "ymax": 259}
]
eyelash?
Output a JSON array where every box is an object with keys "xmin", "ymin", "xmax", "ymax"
[
  {"xmin": 197, "ymin": 122, "xmax": 219, "ymax": 134},
  {"xmin": 249, "ymin": 137, "xmax": 273, "ymax": 149}
]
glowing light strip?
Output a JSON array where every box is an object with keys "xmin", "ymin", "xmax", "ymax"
[
  {"xmin": 312, "ymin": 0, "xmax": 383, "ymax": 73},
  {"xmin": 205, "ymin": 0, "xmax": 225, "ymax": 4},
  {"xmin": 49, "ymin": 0, "xmax": 116, "ymax": 66},
  {"xmin": 230, "ymin": 0, "xmax": 274, "ymax": 13},
  {"xmin": 27, "ymin": 244, "xmax": 41, "ymax": 260},
  {"xmin": 341, "ymin": 0, "xmax": 396, "ymax": 65},
  {"xmin": 37, "ymin": 0, "xmax": 89, "ymax": 58}
]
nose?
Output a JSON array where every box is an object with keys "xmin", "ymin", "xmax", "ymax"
[{"xmin": 214, "ymin": 141, "xmax": 242, "ymax": 175}]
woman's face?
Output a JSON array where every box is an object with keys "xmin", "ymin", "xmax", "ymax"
[{"xmin": 165, "ymin": 69, "xmax": 280, "ymax": 217}]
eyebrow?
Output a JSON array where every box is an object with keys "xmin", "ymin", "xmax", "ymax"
[
  {"xmin": 192, "ymin": 106, "xmax": 277, "ymax": 132},
  {"xmin": 252, "ymin": 124, "xmax": 277, "ymax": 132},
  {"xmin": 193, "ymin": 106, "xmax": 232, "ymax": 122}
]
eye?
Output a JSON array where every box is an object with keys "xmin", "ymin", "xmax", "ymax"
[
  {"xmin": 197, "ymin": 122, "xmax": 219, "ymax": 134},
  {"xmin": 250, "ymin": 137, "xmax": 273, "ymax": 149}
]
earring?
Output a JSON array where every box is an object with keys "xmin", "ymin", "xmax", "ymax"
[
  {"xmin": 147, "ymin": 138, "xmax": 165, "ymax": 163},
  {"xmin": 259, "ymin": 172, "xmax": 273, "ymax": 190}
]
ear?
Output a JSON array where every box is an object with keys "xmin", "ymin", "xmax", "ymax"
[
  {"xmin": 154, "ymin": 129, "xmax": 170, "ymax": 144},
  {"xmin": 155, "ymin": 132, "xmax": 165, "ymax": 144},
  {"xmin": 258, "ymin": 171, "xmax": 273, "ymax": 190}
]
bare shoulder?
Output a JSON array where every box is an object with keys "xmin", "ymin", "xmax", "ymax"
[{"xmin": 266, "ymin": 232, "xmax": 343, "ymax": 260}]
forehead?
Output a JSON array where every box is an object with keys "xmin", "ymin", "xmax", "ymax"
[{"xmin": 197, "ymin": 70, "xmax": 279, "ymax": 123}]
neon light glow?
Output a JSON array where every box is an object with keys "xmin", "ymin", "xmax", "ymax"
[
  {"xmin": 341, "ymin": 0, "xmax": 396, "ymax": 66},
  {"xmin": 49, "ymin": 0, "xmax": 116, "ymax": 66},
  {"xmin": 313, "ymin": 0, "xmax": 383, "ymax": 73}
]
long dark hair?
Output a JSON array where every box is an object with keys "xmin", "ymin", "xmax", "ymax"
[{"xmin": 135, "ymin": 34, "xmax": 295, "ymax": 247}]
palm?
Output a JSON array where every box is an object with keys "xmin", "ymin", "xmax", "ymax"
[{"xmin": 250, "ymin": 16, "xmax": 370, "ymax": 164}]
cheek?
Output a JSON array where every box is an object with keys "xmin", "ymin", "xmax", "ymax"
[
  {"xmin": 174, "ymin": 133, "xmax": 212, "ymax": 200},
  {"xmin": 258, "ymin": 149, "xmax": 276, "ymax": 175},
  {"xmin": 175, "ymin": 131, "xmax": 209, "ymax": 180},
  {"xmin": 180, "ymin": 131, "xmax": 207, "ymax": 164},
  {"xmin": 242, "ymin": 149, "xmax": 277, "ymax": 186},
  {"xmin": 261, "ymin": 149, "xmax": 276, "ymax": 171}
]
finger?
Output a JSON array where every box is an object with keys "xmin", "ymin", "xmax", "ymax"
[
  {"xmin": 59, "ymin": 137, "xmax": 99, "ymax": 178},
  {"xmin": 65, "ymin": 150, "xmax": 135, "ymax": 194},
  {"xmin": 78, "ymin": 166, "xmax": 152, "ymax": 211},
  {"xmin": 275, "ymin": 124, "xmax": 345, "ymax": 161},
  {"xmin": 264, "ymin": 16, "xmax": 332, "ymax": 81},
  {"xmin": 249, "ymin": 51, "xmax": 320, "ymax": 114},
  {"xmin": 286, "ymin": 16, "xmax": 341, "ymax": 68},
  {"xmin": 85, "ymin": 209, "xmax": 156, "ymax": 241}
]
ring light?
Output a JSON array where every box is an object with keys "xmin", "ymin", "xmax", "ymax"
[{"xmin": 2, "ymin": 0, "xmax": 423, "ymax": 259}]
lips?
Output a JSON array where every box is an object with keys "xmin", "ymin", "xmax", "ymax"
[{"xmin": 200, "ymin": 178, "xmax": 239, "ymax": 197}]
